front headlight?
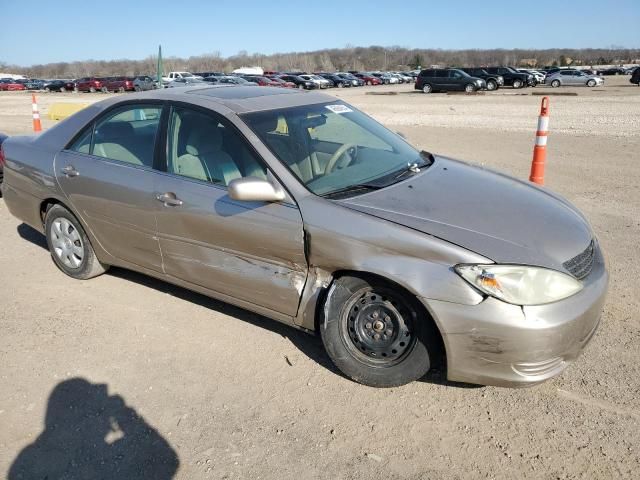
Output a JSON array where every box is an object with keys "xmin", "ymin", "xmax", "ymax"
[{"xmin": 455, "ymin": 264, "xmax": 583, "ymax": 305}]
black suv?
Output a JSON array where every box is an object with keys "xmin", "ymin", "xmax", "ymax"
[
  {"xmin": 484, "ymin": 67, "xmax": 534, "ymax": 88},
  {"xmin": 459, "ymin": 68, "xmax": 504, "ymax": 91},
  {"xmin": 278, "ymin": 74, "xmax": 318, "ymax": 89},
  {"xmin": 631, "ymin": 67, "xmax": 640, "ymax": 86},
  {"xmin": 415, "ymin": 68, "xmax": 486, "ymax": 93}
]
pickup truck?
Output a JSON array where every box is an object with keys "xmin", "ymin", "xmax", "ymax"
[
  {"xmin": 484, "ymin": 67, "xmax": 535, "ymax": 88},
  {"xmin": 161, "ymin": 71, "xmax": 202, "ymax": 85}
]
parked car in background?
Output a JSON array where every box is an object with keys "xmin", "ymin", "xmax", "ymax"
[
  {"xmin": 0, "ymin": 86, "xmax": 608, "ymax": 389},
  {"xmin": 0, "ymin": 131, "xmax": 7, "ymax": 196},
  {"xmin": 336, "ymin": 72, "xmax": 364, "ymax": 86},
  {"xmin": 163, "ymin": 71, "xmax": 202, "ymax": 84},
  {"xmin": 217, "ymin": 76, "xmax": 257, "ymax": 86},
  {"xmin": 0, "ymin": 78, "xmax": 27, "ymax": 91},
  {"xmin": 194, "ymin": 72, "xmax": 225, "ymax": 78},
  {"xmin": 630, "ymin": 67, "xmax": 640, "ymax": 85},
  {"xmin": 459, "ymin": 68, "xmax": 504, "ymax": 91},
  {"xmin": 19, "ymin": 79, "xmax": 46, "ymax": 90},
  {"xmin": 266, "ymin": 77, "xmax": 296, "ymax": 88},
  {"xmin": 42, "ymin": 80, "xmax": 69, "ymax": 92},
  {"xmin": 518, "ymin": 69, "xmax": 545, "ymax": 84},
  {"xmin": 167, "ymin": 77, "xmax": 206, "ymax": 88},
  {"xmin": 317, "ymin": 73, "xmax": 350, "ymax": 88},
  {"xmin": 353, "ymin": 73, "xmax": 381, "ymax": 85},
  {"xmin": 299, "ymin": 74, "xmax": 330, "ymax": 89},
  {"xmin": 416, "ymin": 68, "xmax": 486, "ymax": 93},
  {"xmin": 484, "ymin": 67, "xmax": 534, "ymax": 88},
  {"xmin": 277, "ymin": 74, "xmax": 317, "ymax": 89},
  {"xmin": 240, "ymin": 75, "xmax": 281, "ymax": 87},
  {"xmin": 546, "ymin": 70, "xmax": 604, "ymax": 88},
  {"xmin": 133, "ymin": 76, "xmax": 157, "ymax": 91},
  {"xmin": 102, "ymin": 76, "xmax": 135, "ymax": 93},
  {"xmin": 600, "ymin": 67, "xmax": 627, "ymax": 75},
  {"xmin": 75, "ymin": 77, "xmax": 104, "ymax": 93}
]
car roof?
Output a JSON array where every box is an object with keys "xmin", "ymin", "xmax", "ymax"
[{"xmin": 92, "ymin": 85, "xmax": 335, "ymax": 114}]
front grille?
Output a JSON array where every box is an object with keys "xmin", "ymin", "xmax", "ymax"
[{"xmin": 563, "ymin": 240, "xmax": 595, "ymax": 280}]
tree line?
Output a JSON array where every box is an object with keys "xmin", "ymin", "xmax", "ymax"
[{"xmin": 2, "ymin": 46, "xmax": 639, "ymax": 79}]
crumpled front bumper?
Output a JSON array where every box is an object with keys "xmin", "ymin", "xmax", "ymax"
[{"xmin": 422, "ymin": 243, "xmax": 608, "ymax": 387}]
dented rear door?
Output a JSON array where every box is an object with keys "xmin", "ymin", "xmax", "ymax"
[{"xmin": 154, "ymin": 174, "xmax": 307, "ymax": 317}]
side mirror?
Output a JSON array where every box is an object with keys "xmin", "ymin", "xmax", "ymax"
[{"xmin": 228, "ymin": 177, "xmax": 286, "ymax": 202}]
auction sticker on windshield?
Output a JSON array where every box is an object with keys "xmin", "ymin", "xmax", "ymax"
[{"xmin": 325, "ymin": 104, "xmax": 353, "ymax": 114}]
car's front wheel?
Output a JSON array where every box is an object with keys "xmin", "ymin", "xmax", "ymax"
[
  {"xmin": 486, "ymin": 79, "xmax": 497, "ymax": 91},
  {"xmin": 464, "ymin": 83, "xmax": 475, "ymax": 93},
  {"xmin": 551, "ymin": 79, "xmax": 561, "ymax": 88},
  {"xmin": 512, "ymin": 79, "xmax": 523, "ymax": 88},
  {"xmin": 321, "ymin": 276, "xmax": 439, "ymax": 387},
  {"xmin": 587, "ymin": 79, "xmax": 596, "ymax": 87},
  {"xmin": 422, "ymin": 84, "xmax": 432, "ymax": 93},
  {"xmin": 45, "ymin": 205, "xmax": 108, "ymax": 280}
]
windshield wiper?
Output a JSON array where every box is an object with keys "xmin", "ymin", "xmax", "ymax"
[
  {"xmin": 392, "ymin": 151, "xmax": 434, "ymax": 180},
  {"xmin": 321, "ymin": 183, "xmax": 383, "ymax": 199}
]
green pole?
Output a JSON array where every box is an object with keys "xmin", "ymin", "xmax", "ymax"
[{"xmin": 157, "ymin": 45, "xmax": 163, "ymax": 88}]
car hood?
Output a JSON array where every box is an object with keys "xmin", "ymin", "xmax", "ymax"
[{"xmin": 338, "ymin": 156, "xmax": 593, "ymax": 273}]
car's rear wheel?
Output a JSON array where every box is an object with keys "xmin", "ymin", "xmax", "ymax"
[
  {"xmin": 118, "ymin": 86, "xmax": 125, "ymax": 93},
  {"xmin": 60, "ymin": 87, "xmax": 66, "ymax": 92},
  {"xmin": 44, "ymin": 87, "xmax": 51, "ymax": 92},
  {"xmin": 367, "ymin": 80, "xmax": 372, "ymax": 86},
  {"xmin": 587, "ymin": 79, "xmax": 596, "ymax": 87},
  {"xmin": 512, "ymin": 79, "xmax": 523, "ymax": 88},
  {"xmin": 45, "ymin": 205, "xmax": 108, "ymax": 280},
  {"xmin": 551, "ymin": 79, "xmax": 561, "ymax": 88},
  {"xmin": 298, "ymin": 84, "xmax": 304, "ymax": 89},
  {"xmin": 422, "ymin": 84, "xmax": 432, "ymax": 93},
  {"xmin": 321, "ymin": 276, "xmax": 439, "ymax": 387},
  {"xmin": 338, "ymin": 82, "xmax": 344, "ymax": 88},
  {"xmin": 464, "ymin": 83, "xmax": 475, "ymax": 93},
  {"xmin": 134, "ymin": 86, "xmax": 141, "ymax": 92},
  {"xmin": 486, "ymin": 79, "xmax": 497, "ymax": 91},
  {"xmin": 89, "ymin": 87, "xmax": 96, "ymax": 93}
]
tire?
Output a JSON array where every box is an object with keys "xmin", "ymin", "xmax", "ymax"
[
  {"xmin": 44, "ymin": 87, "xmax": 51, "ymax": 92},
  {"xmin": 45, "ymin": 204, "xmax": 108, "ymax": 280},
  {"xmin": 464, "ymin": 83, "xmax": 475, "ymax": 93},
  {"xmin": 60, "ymin": 87, "xmax": 66, "ymax": 92},
  {"xmin": 486, "ymin": 79, "xmax": 497, "ymax": 91},
  {"xmin": 134, "ymin": 86, "xmax": 141, "ymax": 92},
  {"xmin": 587, "ymin": 79, "xmax": 596, "ymax": 87},
  {"xmin": 320, "ymin": 276, "xmax": 439, "ymax": 387},
  {"xmin": 89, "ymin": 87, "xmax": 96, "ymax": 93},
  {"xmin": 422, "ymin": 84, "xmax": 432, "ymax": 94},
  {"xmin": 298, "ymin": 84, "xmax": 304, "ymax": 89},
  {"xmin": 512, "ymin": 79, "xmax": 523, "ymax": 88},
  {"xmin": 367, "ymin": 81, "xmax": 372, "ymax": 86},
  {"xmin": 551, "ymin": 79, "xmax": 561, "ymax": 88},
  {"xmin": 101, "ymin": 87, "xmax": 108, "ymax": 93},
  {"xmin": 118, "ymin": 87, "xmax": 125, "ymax": 93},
  {"xmin": 338, "ymin": 82, "xmax": 344, "ymax": 88}
]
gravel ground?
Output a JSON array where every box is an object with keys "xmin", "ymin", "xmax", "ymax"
[{"xmin": 1, "ymin": 76, "xmax": 639, "ymax": 479}]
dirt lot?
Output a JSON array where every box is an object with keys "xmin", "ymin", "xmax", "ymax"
[{"xmin": 1, "ymin": 77, "xmax": 639, "ymax": 479}]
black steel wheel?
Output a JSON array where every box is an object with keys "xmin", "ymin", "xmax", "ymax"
[{"xmin": 321, "ymin": 276, "xmax": 440, "ymax": 387}]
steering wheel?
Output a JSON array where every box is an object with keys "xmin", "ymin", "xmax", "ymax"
[{"xmin": 324, "ymin": 143, "xmax": 358, "ymax": 175}]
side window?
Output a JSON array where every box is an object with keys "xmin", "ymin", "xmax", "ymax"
[
  {"xmin": 92, "ymin": 105, "xmax": 162, "ymax": 167},
  {"xmin": 450, "ymin": 70, "xmax": 463, "ymax": 79},
  {"xmin": 69, "ymin": 126, "xmax": 93, "ymax": 154},
  {"xmin": 167, "ymin": 107, "xmax": 267, "ymax": 186}
]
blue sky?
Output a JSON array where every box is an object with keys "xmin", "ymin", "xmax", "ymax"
[{"xmin": 2, "ymin": 0, "xmax": 639, "ymax": 66}]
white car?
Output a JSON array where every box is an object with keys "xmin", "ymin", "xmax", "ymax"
[
  {"xmin": 300, "ymin": 75, "xmax": 330, "ymax": 89},
  {"xmin": 518, "ymin": 69, "xmax": 545, "ymax": 84}
]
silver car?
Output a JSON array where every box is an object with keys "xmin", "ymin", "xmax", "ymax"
[
  {"xmin": 546, "ymin": 70, "xmax": 604, "ymax": 87},
  {"xmin": 0, "ymin": 86, "xmax": 608, "ymax": 388}
]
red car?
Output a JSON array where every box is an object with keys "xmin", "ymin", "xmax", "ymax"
[
  {"xmin": 0, "ymin": 79, "xmax": 27, "ymax": 91},
  {"xmin": 354, "ymin": 73, "xmax": 382, "ymax": 86},
  {"xmin": 241, "ymin": 75, "xmax": 281, "ymax": 87},
  {"xmin": 102, "ymin": 76, "xmax": 135, "ymax": 93},
  {"xmin": 75, "ymin": 77, "xmax": 104, "ymax": 93},
  {"xmin": 265, "ymin": 76, "xmax": 296, "ymax": 88}
]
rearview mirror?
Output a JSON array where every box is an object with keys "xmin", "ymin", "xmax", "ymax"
[{"xmin": 228, "ymin": 177, "xmax": 285, "ymax": 202}]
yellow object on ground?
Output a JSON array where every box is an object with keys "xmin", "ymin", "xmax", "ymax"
[{"xmin": 47, "ymin": 103, "xmax": 89, "ymax": 120}]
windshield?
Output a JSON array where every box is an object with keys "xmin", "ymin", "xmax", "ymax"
[
  {"xmin": 242, "ymin": 101, "xmax": 431, "ymax": 197},
  {"xmin": 181, "ymin": 73, "xmax": 194, "ymax": 78}
]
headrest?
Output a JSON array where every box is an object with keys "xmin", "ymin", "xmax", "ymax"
[
  {"xmin": 95, "ymin": 122, "xmax": 134, "ymax": 142},
  {"xmin": 185, "ymin": 124, "xmax": 222, "ymax": 156}
]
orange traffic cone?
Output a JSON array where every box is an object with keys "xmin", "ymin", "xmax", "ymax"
[
  {"xmin": 529, "ymin": 96, "xmax": 549, "ymax": 185},
  {"xmin": 32, "ymin": 94, "xmax": 42, "ymax": 132}
]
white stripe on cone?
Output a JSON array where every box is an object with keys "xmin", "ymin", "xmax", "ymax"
[
  {"xmin": 535, "ymin": 135, "xmax": 548, "ymax": 146},
  {"xmin": 537, "ymin": 116, "xmax": 549, "ymax": 132}
]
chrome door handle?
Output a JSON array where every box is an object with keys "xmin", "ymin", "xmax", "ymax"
[
  {"xmin": 61, "ymin": 165, "xmax": 79, "ymax": 177},
  {"xmin": 156, "ymin": 192, "xmax": 183, "ymax": 207}
]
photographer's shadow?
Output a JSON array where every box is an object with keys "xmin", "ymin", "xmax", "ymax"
[{"xmin": 8, "ymin": 378, "xmax": 179, "ymax": 480}]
